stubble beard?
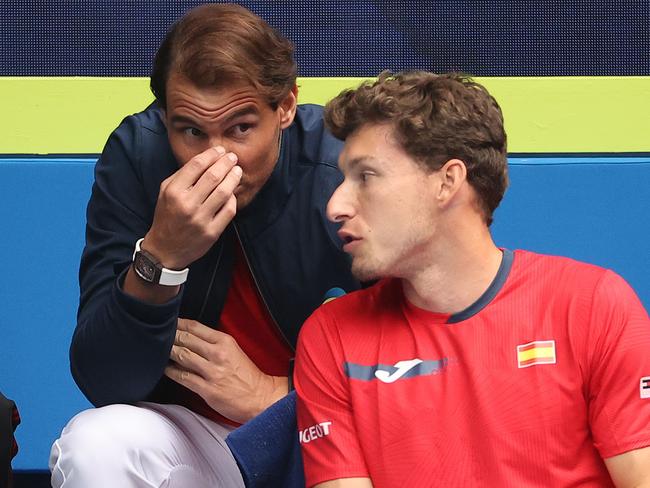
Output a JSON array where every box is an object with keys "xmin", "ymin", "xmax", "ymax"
[
  {"xmin": 350, "ymin": 235, "xmax": 424, "ymax": 282},
  {"xmin": 351, "ymin": 254, "xmax": 384, "ymax": 282}
]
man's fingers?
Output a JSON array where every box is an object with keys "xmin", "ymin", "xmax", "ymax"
[
  {"xmin": 170, "ymin": 344, "xmax": 214, "ymax": 377},
  {"xmin": 207, "ymin": 194, "xmax": 238, "ymax": 237},
  {"xmin": 164, "ymin": 364, "xmax": 210, "ymax": 398},
  {"xmin": 191, "ymin": 152, "xmax": 239, "ymax": 203},
  {"xmin": 201, "ymin": 164, "xmax": 241, "ymax": 217},
  {"xmin": 170, "ymin": 146, "xmax": 229, "ymax": 190},
  {"xmin": 177, "ymin": 318, "xmax": 232, "ymax": 344},
  {"xmin": 174, "ymin": 330, "xmax": 217, "ymax": 361}
]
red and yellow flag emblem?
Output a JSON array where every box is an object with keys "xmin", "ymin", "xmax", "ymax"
[{"xmin": 517, "ymin": 340, "xmax": 556, "ymax": 368}]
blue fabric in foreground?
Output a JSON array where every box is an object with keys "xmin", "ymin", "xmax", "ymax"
[{"xmin": 226, "ymin": 391, "xmax": 304, "ymax": 488}]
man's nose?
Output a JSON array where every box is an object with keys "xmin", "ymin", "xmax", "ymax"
[
  {"xmin": 326, "ymin": 183, "xmax": 354, "ymax": 223},
  {"xmin": 208, "ymin": 136, "xmax": 226, "ymax": 151}
]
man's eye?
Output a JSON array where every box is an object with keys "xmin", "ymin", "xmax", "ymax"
[
  {"xmin": 235, "ymin": 123, "xmax": 253, "ymax": 134},
  {"xmin": 226, "ymin": 123, "xmax": 255, "ymax": 138},
  {"xmin": 184, "ymin": 127, "xmax": 203, "ymax": 137}
]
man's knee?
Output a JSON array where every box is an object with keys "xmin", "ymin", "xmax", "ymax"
[
  {"xmin": 57, "ymin": 404, "xmax": 170, "ymax": 452},
  {"xmin": 50, "ymin": 404, "xmax": 178, "ymax": 487}
]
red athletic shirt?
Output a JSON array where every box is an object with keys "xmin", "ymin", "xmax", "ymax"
[
  {"xmin": 296, "ymin": 250, "xmax": 650, "ymax": 487},
  {"xmin": 176, "ymin": 238, "xmax": 293, "ymax": 426}
]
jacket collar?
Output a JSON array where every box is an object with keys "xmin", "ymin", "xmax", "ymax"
[{"xmin": 235, "ymin": 117, "xmax": 302, "ymax": 238}]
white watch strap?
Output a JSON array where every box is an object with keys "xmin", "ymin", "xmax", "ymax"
[{"xmin": 133, "ymin": 238, "xmax": 189, "ymax": 286}]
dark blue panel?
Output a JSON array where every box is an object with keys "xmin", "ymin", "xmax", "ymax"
[{"xmin": 1, "ymin": 0, "xmax": 648, "ymax": 76}]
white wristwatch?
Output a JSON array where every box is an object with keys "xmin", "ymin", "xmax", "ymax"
[{"xmin": 132, "ymin": 238, "xmax": 189, "ymax": 286}]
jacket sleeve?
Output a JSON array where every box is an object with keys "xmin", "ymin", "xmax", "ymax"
[{"xmin": 70, "ymin": 113, "xmax": 182, "ymax": 407}]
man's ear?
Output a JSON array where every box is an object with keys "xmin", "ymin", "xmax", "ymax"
[
  {"xmin": 278, "ymin": 85, "xmax": 298, "ymax": 129},
  {"xmin": 436, "ymin": 158, "xmax": 468, "ymax": 204}
]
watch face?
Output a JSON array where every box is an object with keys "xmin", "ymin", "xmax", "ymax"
[{"xmin": 134, "ymin": 252, "xmax": 158, "ymax": 283}]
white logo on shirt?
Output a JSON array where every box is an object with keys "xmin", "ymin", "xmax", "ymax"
[
  {"xmin": 641, "ymin": 376, "xmax": 650, "ymax": 399},
  {"xmin": 374, "ymin": 358, "xmax": 423, "ymax": 383},
  {"xmin": 299, "ymin": 421, "xmax": 333, "ymax": 444}
]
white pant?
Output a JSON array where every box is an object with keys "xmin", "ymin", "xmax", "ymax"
[{"xmin": 49, "ymin": 402, "xmax": 246, "ymax": 488}]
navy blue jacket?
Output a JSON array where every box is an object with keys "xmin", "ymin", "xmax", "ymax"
[{"xmin": 71, "ymin": 103, "xmax": 361, "ymax": 407}]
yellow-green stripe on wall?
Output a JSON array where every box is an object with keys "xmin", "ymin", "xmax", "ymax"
[{"xmin": 2, "ymin": 76, "xmax": 649, "ymax": 154}]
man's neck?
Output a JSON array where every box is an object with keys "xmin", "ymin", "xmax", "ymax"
[{"xmin": 401, "ymin": 224, "xmax": 503, "ymax": 315}]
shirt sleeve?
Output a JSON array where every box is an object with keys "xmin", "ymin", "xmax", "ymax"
[
  {"xmin": 295, "ymin": 309, "xmax": 369, "ymax": 487},
  {"xmin": 586, "ymin": 270, "xmax": 650, "ymax": 458}
]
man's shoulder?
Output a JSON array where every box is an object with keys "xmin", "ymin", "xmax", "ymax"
[
  {"xmin": 114, "ymin": 102, "xmax": 166, "ymax": 136},
  {"xmin": 299, "ymin": 281, "xmax": 396, "ymax": 355},
  {"xmin": 104, "ymin": 102, "xmax": 176, "ymax": 174},
  {"xmin": 290, "ymin": 104, "xmax": 343, "ymax": 168},
  {"xmin": 510, "ymin": 249, "xmax": 640, "ymax": 316},
  {"xmin": 313, "ymin": 280, "xmax": 401, "ymax": 328},
  {"xmin": 132, "ymin": 102, "xmax": 167, "ymax": 134},
  {"xmin": 295, "ymin": 103, "xmax": 326, "ymax": 129},
  {"xmin": 295, "ymin": 103, "xmax": 324, "ymax": 120},
  {"xmin": 513, "ymin": 249, "xmax": 610, "ymax": 286}
]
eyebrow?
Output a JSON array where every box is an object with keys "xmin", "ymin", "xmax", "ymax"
[
  {"xmin": 221, "ymin": 106, "xmax": 260, "ymax": 125},
  {"xmin": 341, "ymin": 155, "xmax": 380, "ymax": 173},
  {"xmin": 169, "ymin": 106, "xmax": 260, "ymax": 128},
  {"xmin": 169, "ymin": 114, "xmax": 199, "ymax": 126}
]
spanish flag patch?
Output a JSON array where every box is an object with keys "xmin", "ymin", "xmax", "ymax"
[{"xmin": 517, "ymin": 340, "xmax": 556, "ymax": 368}]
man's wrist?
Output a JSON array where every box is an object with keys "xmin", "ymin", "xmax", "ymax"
[
  {"xmin": 254, "ymin": 375, "xmax": 289, "ymax": 420},
  {"xmin": 123, "ymin": 265, "xmax": 182, "ymax": 305},
  {"xmin": 132, "ymin": 238, "xmax": 189, "ymax": 286}
]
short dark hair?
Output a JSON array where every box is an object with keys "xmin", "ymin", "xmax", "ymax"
[
  {"xmin": 325, "ymin": 71, "xmax": 508, "ymax": 225},
  {"xmin": 150, "ymin": 3, "xmax": 297, "ymax": 109}
]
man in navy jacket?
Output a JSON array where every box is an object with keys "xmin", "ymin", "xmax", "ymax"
[{"xmin": 49, "ymin": 4, "xmax": 359, "ymax": 487}]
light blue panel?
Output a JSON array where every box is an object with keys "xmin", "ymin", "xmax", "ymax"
[
  {"xmin": 0, "ymin": 158, "xmax": 95, "ymax": 470},
  {"xmin": 493, "ymin": 158, "xmax": 650, "ymax": 309}
]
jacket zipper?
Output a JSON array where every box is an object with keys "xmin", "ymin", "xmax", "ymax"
[
  {"xmin": 233, "ymin": 223, "xmax": 294, "ymax": 351},
  {"xmin": 198, "ymin": 239, "xmax": 225, "ymax": 322}
]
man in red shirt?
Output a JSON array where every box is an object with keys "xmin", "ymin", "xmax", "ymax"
[{"xmin": 295, "ymin": 71, "xmax": 650, "ymax": 487}]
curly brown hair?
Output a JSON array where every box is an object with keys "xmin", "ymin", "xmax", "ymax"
[
  {"xmin": 325, "ymin": 71, "xmax": 508, "ymax": 226},
  {"xmin": 150, "ymin": 3, "xmax": 297, "ymax": 109}
]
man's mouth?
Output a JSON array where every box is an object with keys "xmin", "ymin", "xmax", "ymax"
[{"xmin": 338, "ymin": 230, "xmax": 362, "ymax": 250}]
